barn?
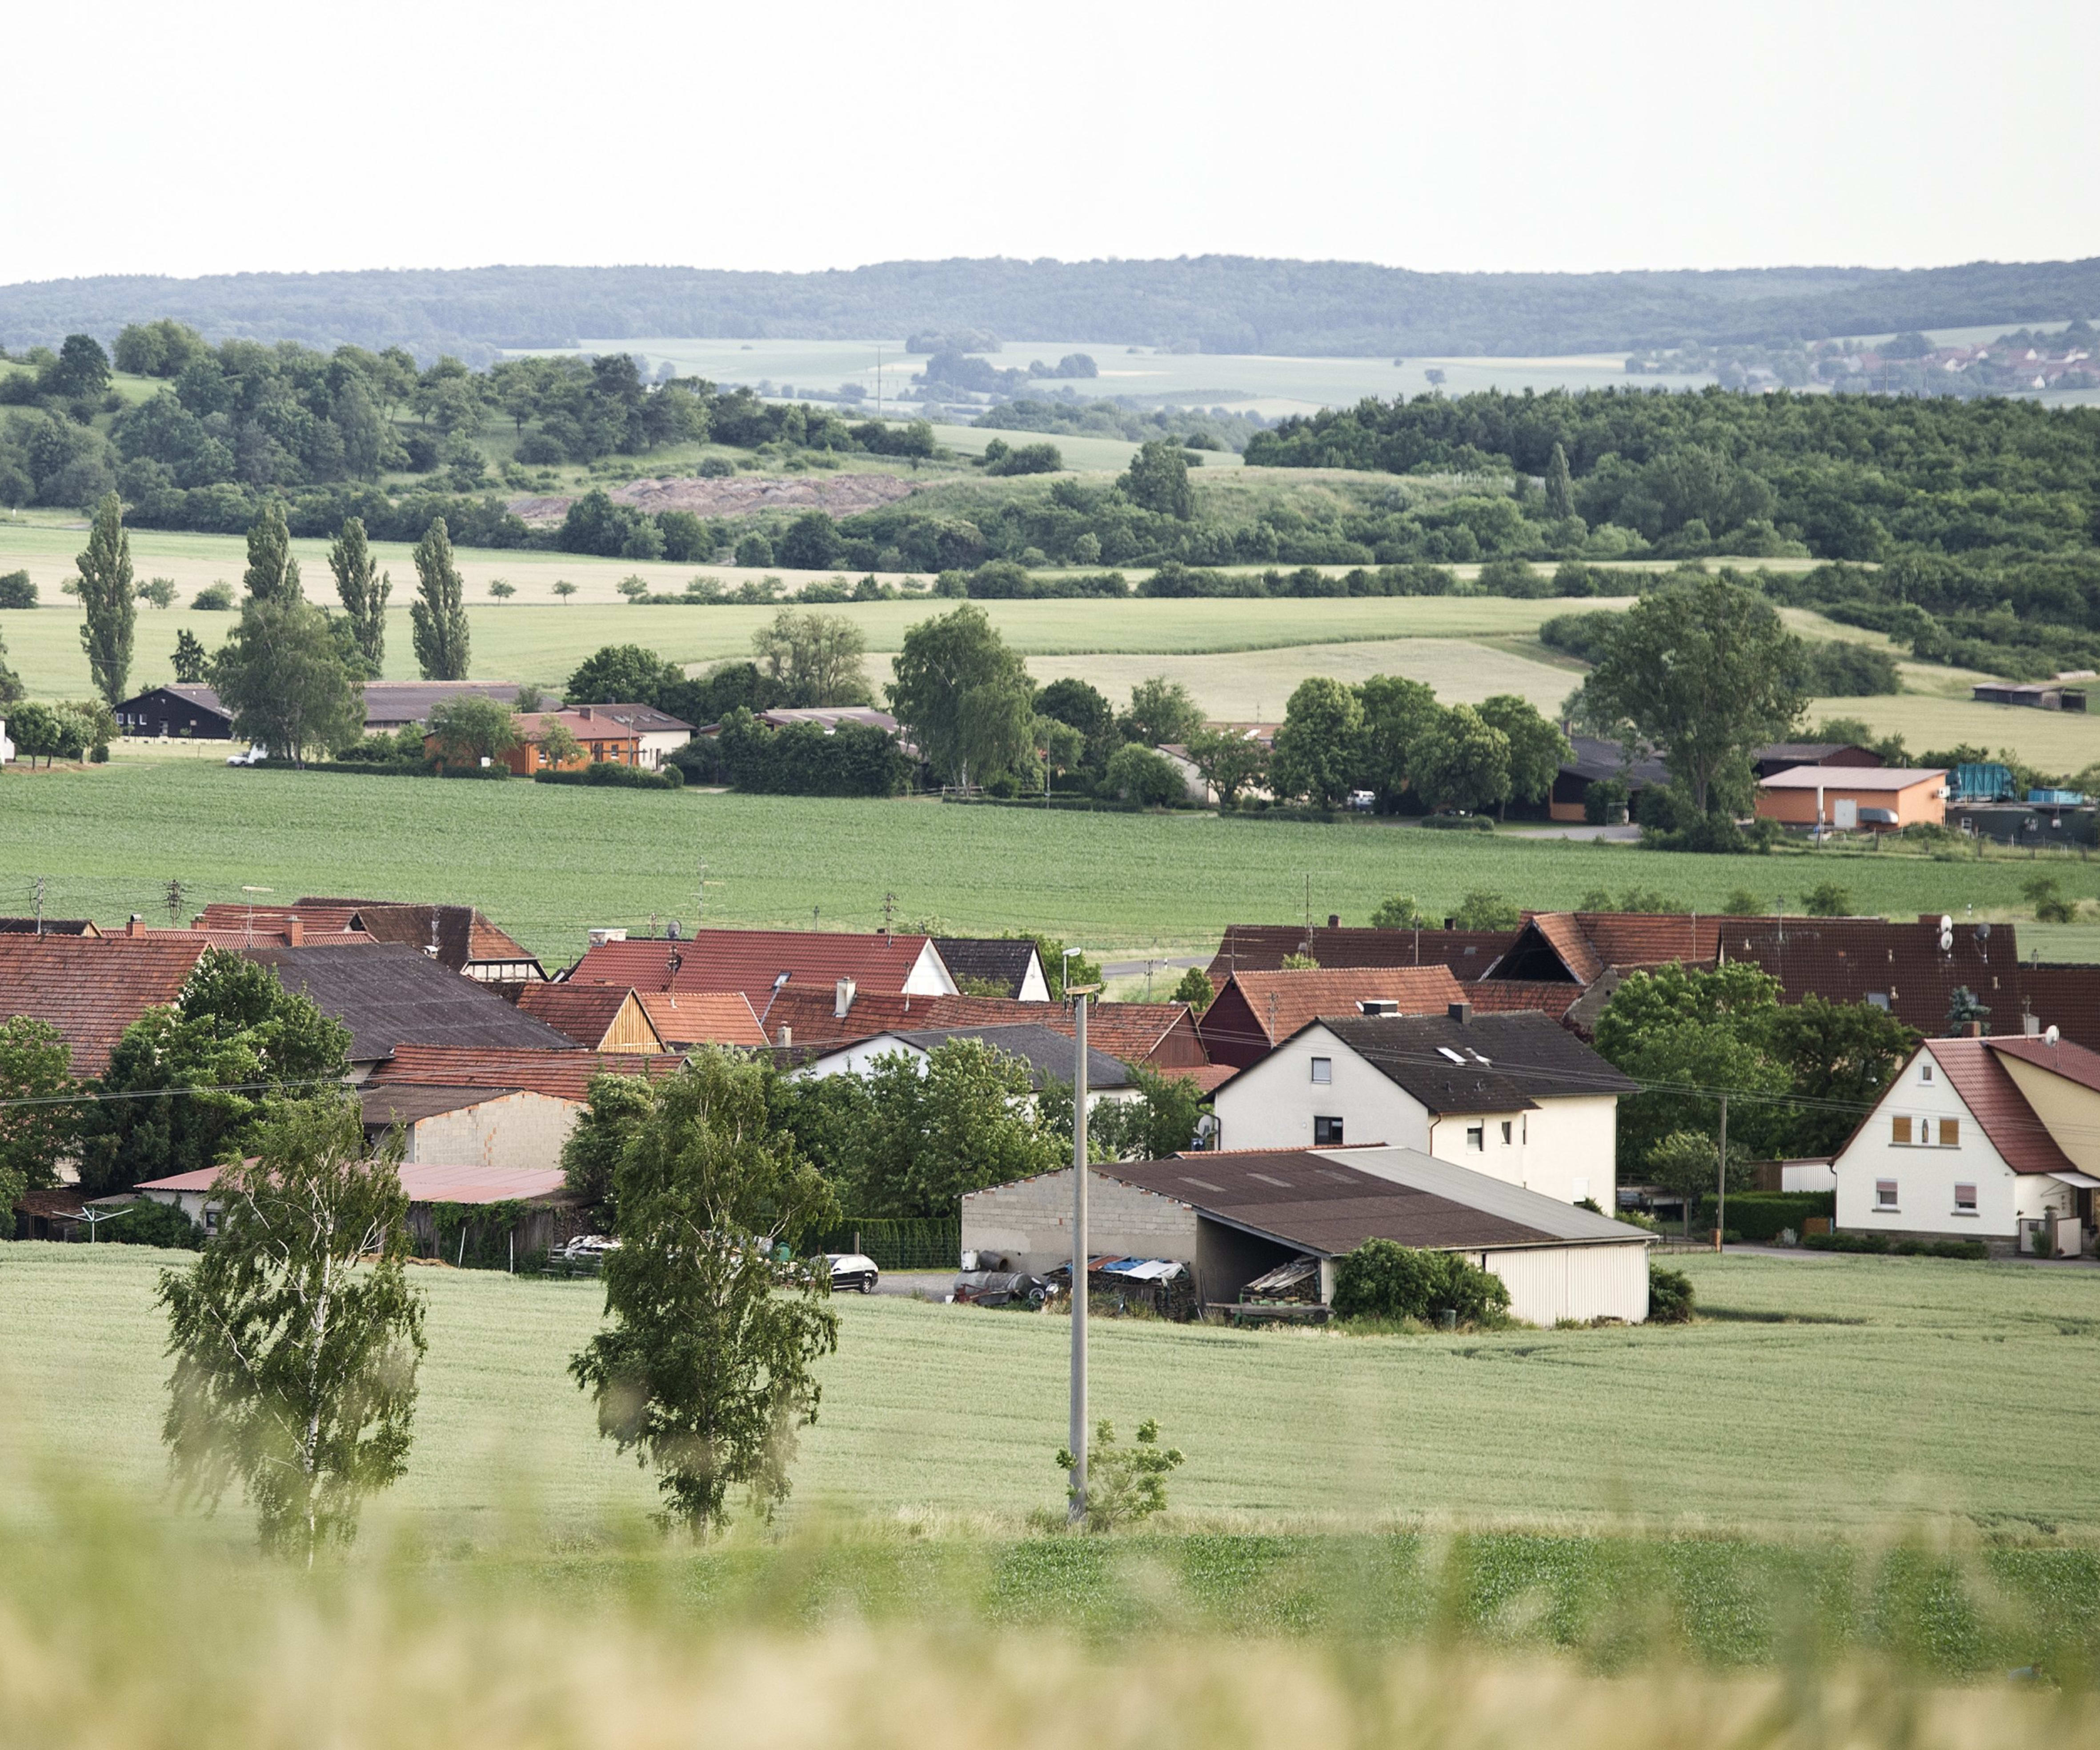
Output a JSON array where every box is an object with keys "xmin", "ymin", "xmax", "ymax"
[{"xmin": 962, "ymin": 1145, "xmax": 1654, "ymax": 1325}]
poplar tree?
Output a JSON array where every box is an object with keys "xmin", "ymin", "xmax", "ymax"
[
  {"xmin": 242, "ymin": 501, "xmax": 301, "ymax": 601},
  {"xmin": 409, "ymin": 517, "xmax": 470, "ymax": 680},
  {"xmin": 1544, "ymin": 441, "xmax": 1575, "ymax": 519},
  {"xmin": 76, "ymin": 491, "xmax": 136, "ymax": 708},
  {"xmin": 327, "ymin": 517, "xmax": 390, "ymax": 673}
]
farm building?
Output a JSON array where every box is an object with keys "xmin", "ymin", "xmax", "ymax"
[
  {"xmin": 1210, "ymin": 1006, "xmax": 1634, "ymax": 1206},
  {"xmin": 110, "ymin": 684, "xmax": 236, "ymax": 740},
  {"xmin": 1972, "ymin": 681, "xmax": 2087, "ymax": 712},
  {"xmin": 1754, "ymin": 766, "xmax": 1948, "ymax": 831},
  {"xmin": 246, "ymin": 943, "xmax": 575, "ymax": 1078},
  {"xmin": 359, "ymin": 682, "xmax": 533, "ymax": 733},
  {"xmin": 135, "ymin": 1160, "xmax": 585, "ymax": 1257},
  {"xmin": 516, "ymin": 982, "xmax": 665, "ymax": 1052},
  {"xmin": 1831, "ymin": 1034, "xmax": 2099, "ymax": 1257},
  {"xmin": 1748, "ymin": 741, "xmax": 1886, "ymax": 779},
  {"xmin": 360, "ymin": 1083, "xmax": 584, "ymax": 1174},
  {"xmin": 961, "ymin": 1146, "xmax": 1654, "ymax": 1326},
  {"xmin": 1196, "ymin": 967, "xmax": 1466, "ymax": 1068},
  {"xmin": 1549, "ymin": 737, "xmax": 1672, "ymax": 822},
  {"xmin": 363, "ymin": 1044, "xmax": 684, "ymax": 1104}
]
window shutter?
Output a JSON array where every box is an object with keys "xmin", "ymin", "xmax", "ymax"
[
  {"xmin": 1892, "ymin": 1116, "xmax": 1912, "ymax": 1145},
  {"xmin": 1938, "ymin": 1117, "xmax": 1960, "ymax": 1147}
]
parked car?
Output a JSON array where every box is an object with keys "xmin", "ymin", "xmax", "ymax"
[
  {"xmin": 823, "ymin": 1252, "xmax": 880, "ymax": 1293},
  {"xmin": 1347, "ymin": 789, "xmax": 1375, "ymax": 811},
  {"xmin": 226, "ymin": 745, "xmax": 268, "ymax": 766}
]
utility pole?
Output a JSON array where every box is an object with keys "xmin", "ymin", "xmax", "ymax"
[
  {"xmin": 1715, "ymin": 1093, "xmax": 1728, "ymax": 1253},
  {"xmin": 241, "ymin": 884, "xmax": 271, "ymax": 947},
  {"xmin": 696, "ymin": 859, "xmax": 706, "ymax": 925},
  {"xmin": 1068, "ymin": 986, "xmax": 1093, "ymax": 1526},
  {"xmin": 32, "ymin": 875, "xmax": 45, "ymax": 936}
]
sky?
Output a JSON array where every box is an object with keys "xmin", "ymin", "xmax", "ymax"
[{"xmin": 4, "ymin": 0, "xmax": 2092, "ymax": 284}]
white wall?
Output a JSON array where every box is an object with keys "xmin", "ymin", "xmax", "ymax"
[
  {"xmin": 398, "ymin": 1090, "xmax": 580, "ymax": 1174},
  {"xmin": 906, "ymin": 941, "xmax": 958, "ymax": 995},
  {"xmin": 1483, "ymin": 1241, "xmax": 1651, "ymax": 1325},
  {"xmin": 1831, "ymin": 1047, "xmax": 2079, "ymax": 1238},
  {"xmin": 1214, "ymin": 1026, "xmax": 1617, "ymax": 1204},
  {"xmin": 962, "ymin": 1168, "xmax": 1199, "ymax": 1276},
  {"xmin": 1213, "ymin": 1024, "xmax": 1430, "ymax": 1153}
]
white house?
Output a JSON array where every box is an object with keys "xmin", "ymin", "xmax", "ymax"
[
  {"xmin": 795, "ymin": 1023, "xmax": 1142, "ymax": 1110},
  {"xmin": 1833, "ymin": 1033, "xmax": 2098, "ymax": 1255},
  {"xmin": 1210, "ymin": 1005, "xmax": 1634, "ymax": 1206},
  {"xmin": 961, "ymin": 1145, "xmax": 1654, "ymax": 1325}
]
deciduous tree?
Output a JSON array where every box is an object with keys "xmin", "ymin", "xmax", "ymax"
[
  {"xmin": 1120, "ymin": 439, "xmax": 1194, "ymax": 519},
  {"xmin": 1269, "ymin": 676, "xmax": 1363, "ymax": 807},
  {"xmin": 158, "ymin": 1097, "xmax": 425, "ymax": 1561},
  {"xmin": 1183, "ymin": 727, "xmax": 1269, "ymax": 806},
  {"xmin": 76, "ymin": 491, "xmax": 135, "ymax": 708},
  {"xmin": 751, "ymin": 609, "xmax": 872, "ymax": 706},
  {"xmin": 1119, "ymin": 675, "xmax": 1202, "ymax": 748},
  {"xmin": 209, "ymin": 594, "xmax": 365, "ymax": 763},
  {"xmin": 569, "ymin": 1051, "xmax": 839, "ymax": 1534},
  {"xmin": 327, "ymin": 517, "xmax": 389, "ymax": 673},
  {"xmin": 887, "ymin": 604, "xmax": 1034, "ymax": 788},
  {"xmin": 242, "ymin": 501, "xmax": 301, "ymax": 602},
  {"xmin": 0, "ymin": 1017, "xmax": 78, "ymax": 1213},
  {"xmin": 409, "ymin": 517, "xmax": 470, "ymax": 680},
  {"xmin": 1411, "ymin": 704, "xmax": 1511, "ymax": 815},
  {"xmin": 1474, "ymin": 693, "xmax": 1570, "ymax": 816},
  {"xmin": 425, "ymin": 693, "xmax": 517, "ymax": 766}
]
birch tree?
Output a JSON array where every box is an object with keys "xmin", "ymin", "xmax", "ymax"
[{"xmin": 157, "ymin": 1097, "xmax": 425, "ymax": 1562}]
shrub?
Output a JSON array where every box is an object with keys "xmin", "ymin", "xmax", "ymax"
[
  {"xmin": 1451, "ymin": 889, "xmax": 1519, "ymax": 928},
  {"xmin": 1332, "ymin": 1238, "xmax": 1511, "ymax": 1325},
  {"xmin": 1370, "ymin": 894, "xmax": 1427, "ymax": 928},
  {"xmin": 1803, "ymin": 1233, "xmax": 1987, "ymax": 1260},
  {"xmin": 1055, "ymin": 1418, "xmax": 1184, "ymax": 1531},
  {"xmin": 1802, "ymin": 881, "xmax": 1853, "ymax": 916},
  {"xmin": 0, "ymin": 569, "xmax": 37, "ymax": 608},
  {"xmin": 1648, "ymin": 1265, "xmax": 1694, "ymax": 1323},
  {"xmin": 533, "ymin": 761, "xmax": 684, "ymax": 790},
  {"xmin": 1692, "ymin": 1192, "xmax": 1834, "ymax": 1243},
  {"xmin": 191, "ymin": 583, "xmax": 233, "ymax": 610},
  {"xmin": 101, "ymin": 1197, "xmax": 204, "ymax": 1250},
  {"xmin": 1583, "ymin": 777, "xmax": 1629, "ymax": 825},
  {"xmin": 1101, "ymin": 744, "xmax": 1186, "ymax": 808},
  {"xmin": 1420, "ymin": 813, "xmax": 1494, "ymax": 832}
]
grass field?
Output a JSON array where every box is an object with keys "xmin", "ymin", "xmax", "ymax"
[
  {"xmin": 5, "ymin": 1243, "xmax": 2097, "ymax": 1538},
  {"xmin": 1, "ymin": 763, "xmax": 2089, "ymax": 960}
]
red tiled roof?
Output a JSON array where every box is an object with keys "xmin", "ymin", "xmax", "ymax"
[
  {"xmin": 1459, "ymin": 980, "xmax": 1584, "ymax": 1021},
  {"xmin": 1197, "ymin": 967, "xmax": 1465, "ymax": 1059},
  {"xmin": 517, "ymin": 983, "xmax": 663, "ymax": 1050},
  {"xmin": 569, "ymin": 930, "xmax": 947, "ymax": 1004},
  {"xmin": 1575, "ymin": 913, "xmax": 1727, "ymax": 969},
  {"xmin": 139, "ymin": 1161, "xmax": 571, "ymax": 1204},
  {"xmin": 1920, "ymin": 1038, "xmax": 2074, "ymax": 1175},
  {"xmin": 1986, "ymin": 1033, "xmax": 2100, "ymax": 1097},
  {"xmin": 366, "ymin": 1045, "xmax": 680, "ymax": 1102},
  {"xmin": 633, "ymin": 989, "xmax": 770, "ymax": 1049},
  {"xmin": 196, "ymin": 904, "xmax": 365, "ymax": 937},
  {"xmin": 1523, "ymin": 914, "xmax": 1603, "ymax": 985},
  {"xmin": 0, "ymin": 934, "xmax": 210, "ymax": 1077},
  {"xmin": 1174, "ymin": 1063, "xmax": 1239, "ymax": 1094}
]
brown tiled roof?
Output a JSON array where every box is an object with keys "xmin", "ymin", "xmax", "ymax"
[
  {"xmin": 1206, "ymin": 924, "xmax": 1515, "ymax": 980},
  {"xmin": 0, "ymin": 934, "xmax": 210, "ymax": 1077},
  {"xmin": 366, "ymin": 1045, "xmax": 681, "ymax": 1102},
  {"xmin": 1920, "ymin": 1038, "xmax": 2074, "ymax": 1174},
  {"xmin": 570, "ymin": 929, "xmax": 944, "ymax": 1003},
  {"xmin": 1572, "ymin": 912, "xmax": 1727, "ymax": 970},
  {"xmin": 1986, "ymin": 1033, "xmax": 2100, "ymax": 1096},
  {"xmin": 2020, "ymin": 965, "xmax": 2100, "ymax": 1054},
  {"xmin": 289, "ymin": 900, "xmax": 542, "ymax": 975},
  {"xmin": 753, "ymin": 987, "xmax": 1195, "ymax": 1064},
  {"xmin": 1722, "ymin": 919, "xmax": 2022, "ymax": 1039},
  {"xmin": 633, "ymin": 990, "xmax": 767, "ymax": 1049},
  {"xmin": 517, "ymin": 983, "xmax": 663, "ymax": 1051},
  {"xmin": 1458, "ymin": 980, "xmax": 1583, "ymax": 1021},
  {"xmin": 1523, "ymin": 914, "xmax": 1603, "ymax": 984},
  {"xmin": 1196, "ymin": 967, "xmax": 1464, "ymax": 1062}
]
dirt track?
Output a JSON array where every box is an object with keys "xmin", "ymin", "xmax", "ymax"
[{"xmin": 507, "ymin": 473, "xmax": 922, "ymax": 526}]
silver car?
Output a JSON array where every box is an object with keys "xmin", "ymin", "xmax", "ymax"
[{"xmin": 823, "ymin": 1252, "xmax": 880, "ymax": 1293}]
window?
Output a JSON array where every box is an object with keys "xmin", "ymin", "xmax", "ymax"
[
  {"xmin": 1919, "ymin": 1062, "xmax": 1933, "ymax": 1083},
  {"xmin": 1313, "ymin": 1116, "xmax": 1344, "ymax": 1146},
  {"xmin": 1891, "ymin": 1116, "xmax": 1912, "ymax": 1145},
  {"xmin": 1310, "ymin": 1057, "xmax": 1332, "ymax": 1085},
  {"xmin": 1500, "ymin": 1121, "xmax": 1513, "ymax": 1145},
  {"xmin": 1466, "ymin": 1124, "xmax": 1485, "ymax": 1151},
  {"xmin": 1938, "ymin": 1117, "xmax": 1960, "ymax": 1147},
  {"xmin": 1876, "ymin": 1179, "xmax": 1899, "ymax": 1210},
  {"xmin": 1954, "ymin": 1183, "xmax": 1978, "ymax": 1213}
]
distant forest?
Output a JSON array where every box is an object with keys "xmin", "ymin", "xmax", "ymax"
[{"xmin": 0, "ymin": 256, "xmax": 2096, "ymax": 362}]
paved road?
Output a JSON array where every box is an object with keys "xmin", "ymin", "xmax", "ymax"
[{"xmin": 1100, "ymin": 953, "xmax": 1209, "ymax": 978}]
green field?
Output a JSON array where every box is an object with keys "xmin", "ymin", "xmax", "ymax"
[
  {"xmin": 5, "ymin": 1243, "xmax": 2097, "ymax": 1538},
  {"xmin": 0, "ymin": 763, "xmax": 2088, "ymax": 960}
]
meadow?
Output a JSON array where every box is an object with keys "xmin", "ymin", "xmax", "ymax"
[
  {"xmin": 5, "ymin": 1242, "xmax": 2099, "ymax": 1538},
  {"xmin": 0, "ymin": 763, "xmax": 2088, "ymax": 961}
]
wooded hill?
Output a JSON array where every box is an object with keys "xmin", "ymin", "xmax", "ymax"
[{"xmin": 2, "ymin": 256, "xmax": 2097, "ymax": 361}]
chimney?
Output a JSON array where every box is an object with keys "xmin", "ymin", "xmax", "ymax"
[
  {"xmin": 835, "ymin": 976, "xmax": 856, "ymax": 1019},
  {"xmin": 286, "ymin": 915, "xmax": 304, "ymax": 946},
  {"xmin": 778, "ymin": 1024, "xmax": 793, "ymax": 1047},
  {"xmin": 126, "ymin": 915, "xmax": 144, "ymax": 937},
  {"xmin": 2024, "ymin": 1011, "xmax": 2042, "ymax": 1037},
  {"xmin": 1964, "ymin": 1021, "xmax": 1984, "ymax": 1038},
  {"xmin": 577, "ymin": 705, "xmax": 593, "ymax": 721},
  {"xmin": 1359, "ymin": 998, "xmax": 1399, "ymax": 1017},
  {"xmin": 1448, "ymin": 1001, "xmax": 1472, "ymax": 1024},
  {"xmin": 1328, "ymin": 913, "xmax": 1340, "ymax": 929}
]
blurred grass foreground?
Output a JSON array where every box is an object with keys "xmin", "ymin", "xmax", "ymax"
[{"xmin": 7, "ymin": 1476, "xmax": 2100, "ymax": 1750}]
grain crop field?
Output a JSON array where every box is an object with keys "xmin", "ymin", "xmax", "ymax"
[
  {"xmin": 5, "ymin": 1243, "xmax": 2097, "ymax": 1536},
  {"xmin": 1, "ymin": 764, "xmax": 2087, "ymax": 960}
]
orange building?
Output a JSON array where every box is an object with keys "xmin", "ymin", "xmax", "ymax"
[
  {"xmin": 1755, "ymin": 765, "xmax": 1948, "ymax": 831},
  {"xmin": 428, "ymin": 707, "xmax": 643, "ymax": 775}
]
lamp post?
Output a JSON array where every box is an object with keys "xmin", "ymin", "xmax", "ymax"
[{"xmin": 1067, "ymin": 982, "xmax": 1097, "ymax": 1526}]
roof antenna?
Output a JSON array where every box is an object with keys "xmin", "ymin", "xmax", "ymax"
[
  {"xmin": 758, "ymin": 969, "xmax": 791, "ymax": 1029},
  {"xmin": 241, "ymin": 884, "xmax": 272, "ymax": 946},
  {"xmin": 427, "ymin": 906, "xmax": 441, "ymax": 958}
]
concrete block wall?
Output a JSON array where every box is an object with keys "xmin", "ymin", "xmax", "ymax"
[{"xmin": 962, "ymin": 1168, "xmax": 1199, "ymax": 1275}]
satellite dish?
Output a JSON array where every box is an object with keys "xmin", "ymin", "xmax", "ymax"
[
  {"xmin": 1977, "ymin": 922, "xmax": 1992, "ymax": 941},
  {"xmin": 1939, "ymin": 915, "xmax": 1954, "ymax": 933},
  {"xmin": 2047, "ymin": 1025, "xmax": 2061, "ymax": 1047}
]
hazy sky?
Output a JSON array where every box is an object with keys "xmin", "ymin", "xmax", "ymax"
[{"xmin": 6, "ymin": 0, "xmax": 2091, "ymax": 283}]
